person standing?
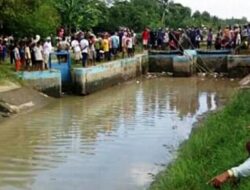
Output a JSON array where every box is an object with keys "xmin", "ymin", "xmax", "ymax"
[
  {"xmin": 241, "ymin": 25, "xmax": 249, "ymax": 49},
  {"xmin": 2, "ymin": 40, "xmax": 7, "ymax": 63},
  {"xmin": 9, "ymin": 38, "xmax": 15, "ymax": 65},
  {"xmin": 71, "ymin": 36, "xmax": 81, "ymax": 65},
  {"xmin": 33, "ymin": 41, "xmax": 44, "ymax": 70},
  {"xmin": 215, "ymin": 33, "xmax": 222, "ymax": 50},
  {"xmin": 111, "ymin": 32, "xmax": 120, "ymax": 59},
  {"xmin": 88, "ymin": 34, "xmax": 96, "ymax": 66},
  {"xmin": 43, "ymin": 37, "xmax": 53, "ymax": 70},
  {"xmin": 235, "ymin": 26, "xmax": 242, "ymax": 54},
  {"xmin": 163, "ymin": 29, "xmax": 169, "ymax": 50},
  {"xmin": 126, "ymin": 33, "xmax": 133, "ymax": 57},
  {"xmin": 132, "ymin": 31, "xmax": 137, "ymax": 56},
  {"xmin": 122, "ymin": 32, "xmax": 128, "ymax": 58},
  {"xmin": 13, "ymin": 42, "xmax": 21, "ymax": 71},
  {"xmin": 24, "ymin": 41, "xmax": 32, "ymax": 70},
  {"xmin": 80, "ymin": 35, "xmax": 89, "ymax": 67},
  {"xmin": 19, "ymin": 41, "xmax": 25, "ymax": 70},
  {"xmin": 157, "ymin": 28, "xmax": 164, "ymax": 50},
  {"xmin": 207, "ymin": 28, "xmax": 213, "ymax": 49},
  {"xmin": 95, "ymin": 34, "xmax": 102, "ymax": 62},
  {"xmin": 142, "ymin": 28, "xmax": 150, "ymax": 50},
  {"xmin": 0, "ymin": 39, "xmax": 3, "ymax": 64},
  {"xmin": 102, "ymin": 33, "xmax": 110, "ymax": 61},
  {"xmin": 195, "ymin": 29, "xmax": 201, "ymax": 49}
]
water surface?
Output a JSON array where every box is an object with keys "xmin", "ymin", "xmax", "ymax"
[{"xmin": 0, "ymin": 77, "xmax": 238, "ymax": 190}]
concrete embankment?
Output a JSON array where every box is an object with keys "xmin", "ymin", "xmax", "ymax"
[
  {"xmin": 196, "ymin": 50, "xmax": 231, "ymax": 73},
  {"xmin": 148, "ymin": 50, "xmax": 182, "ymax": 73},
  {"xmin": 0, "ymin": 87, "xmax": 53, "ymax": 121},
  {"xmin": 148, "ymin": 50, "xmax": 230, "ymax": 76},
  {"xmin": 149, "ymin": 50, "xmax": 250, "ymax": 77},
  {"xmin": 228, "ymin": 55, "xmax": 250, "ymax": 77},
  {"xmin": 72, "ymin": 54, "xmax": 148, "ymax": 95},
  {"xmin": 12, "ymin": 51, "xmax": 250, "ymax": 98},
  {"xmin": 0, "ymin": 54, "xmax": 148, "ymax": 120},
  {"xmin": 17, "ymin": 70, "xmax": 62, "ymax": 97}
]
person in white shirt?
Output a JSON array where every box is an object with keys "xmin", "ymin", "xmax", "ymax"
[
  {"xmin": 164, "ymin": 30, "xmax": 169, "ymax": 50},
  {"xmin": 33, "ymin": 41, "xmax": 43, "ymax": 70},
  {"xmin": 43, "ymin": 37, "xmax": 53, "ymax": 70},
  {"xmin": 80, "ymin": 35, "xmax": 89, "ymax": 67},
  {"xmin": 210, "ymin": 141, "xmax": 250, "ymax": 188},
  {"xmin": 71, "ymin": 36, "xmax": 81, "ymax": 65},
  {"xmin": 126, "ymin": 33, "xmax": 133, "ymax": 57},
  {"xmin": 132, "ymin": 31, "xmax": 136, "ymax": 56}
]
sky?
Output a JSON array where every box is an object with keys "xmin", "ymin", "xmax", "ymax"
[{"xmin": 173, "ymin": 0, "xmax": 250, "ymax": 20}]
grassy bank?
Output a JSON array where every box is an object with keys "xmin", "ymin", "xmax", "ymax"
[
  {"xmin": 0, "ymin": 62, "xmax": 20, "ymax": 84},
  {"xmin": 150, "ymin": 90, "xmax": 250, "ymax": 190}
]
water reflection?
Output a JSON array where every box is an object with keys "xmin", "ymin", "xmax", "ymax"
[{"xmin": 0, "ymin": 78, "xmax": 238, "ymax": 190}]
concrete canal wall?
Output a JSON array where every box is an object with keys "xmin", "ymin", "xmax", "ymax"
[
  {"xmin": 149, "ymin": 50, "xmax": 250, "ymax": 77},
  {"xmin": 13, "ymin": 51, "xmax": 250, "ymax": 98},
  {"xmin": 0, "ymin": 87, "xmax": 53, "ymax": 117},
  {"xmin": 227, "ymin": 55, "xmax": 250, "ymax": 77},
  {"xmin": 73, "ymin": 54, "xmax": 148, "ymax": 95},
  {"xmin": 173, "ymin": 55, "xmax": 194, "ymax": 77},
  {"xmin": 148, "ymin": 50, "xmax": 182, "ymax": 73},
  {"xmin": 196, "ymin": 50, "xmax": 231, "ymax": 73},
  {"xmin": 18, "ymin": 70, "xmax": 62, "ymax": 97}
]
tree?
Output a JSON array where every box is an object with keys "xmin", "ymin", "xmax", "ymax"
[
  {"xmin": 0, "ymin": 0, "xmax": 60, "ymax": 37},
  {"xmin": 165, "ymin": 2, "xmax": 192, "ymax": 28},
  {"xmin": 157, "ymin": 0, "xmax": 169, "ymax": 27},
  {"xmin": 103, "ymin": 0, "xmax": 161, "ymax": 32},
  {"xmin": 201, "ymin": 11, "xmax": 211, "ymax": 22},
  {"xmin": 54, "ymin": 0, "xmax": 83, "ymax": 32},
  {"xmin": 54, "ymin": 0, "xmax": 107, "ymax": 33},
  {"xmin": 193, "ymin": 11, "xmax": 201, "ymax": 18}
]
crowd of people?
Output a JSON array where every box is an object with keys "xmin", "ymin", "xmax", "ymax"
[
  {"xmin": 141, "ymin": 23, "xmax": 250, "ymax": 52},
  {"xmin": 1, "ymin": 24, "xmax": 250, "ymax": 71},
  {"xmin": 0, "ymin": 27, "xmax": 137, "ymax": 71}
]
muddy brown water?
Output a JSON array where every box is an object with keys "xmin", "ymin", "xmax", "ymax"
[{"xmin": 0, "ymin": 77, "xmax": 238, "ymax": 190}]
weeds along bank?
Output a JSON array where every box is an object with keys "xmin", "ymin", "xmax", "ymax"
[{"xmin": 150, "ymin": 89, "xmax": 250, "ymax": 190}]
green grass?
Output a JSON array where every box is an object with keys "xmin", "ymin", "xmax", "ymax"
[
  {"xmin": 150, "ymin": 90, "xmax": 250, "ymax": 190},
  {"xmin": 0, "ymin": 61, "xmax": 21, "ymax": 84}
]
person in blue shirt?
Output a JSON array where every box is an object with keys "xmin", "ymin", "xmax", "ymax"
[{"xmin": 111, "ymin": 32, "xmax": 120, "ymax": 59}]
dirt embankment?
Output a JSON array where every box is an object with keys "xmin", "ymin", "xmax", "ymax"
[{"xmin": 0, "ymin": 87, "xmax": 53, "ymax": 121}]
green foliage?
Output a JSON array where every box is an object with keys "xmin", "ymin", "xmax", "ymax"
[
  {"xmin": 165, "ymin": 2, "xmax": 192, "ymax": 28},
  {"xmin": 150, "ymin": 90, "xmax": 250, "ymax": 190},
  {"xmin": 0, "ymin": 0, "xmax": 249, "ymax": 36},
  {"xmin": 54, "ymin": 0, "xmax": 107, "ymax": 32},
  {"xmin": 0, "ymin": 62, "xmax": 20, "ymax": 83},
  {"xmin": 1, "ymin": 0, "xmax": 60, "ymax": 37},
  {"xmin": 99, "ymin": 0, "xmax": 161, "ymax": 31}
]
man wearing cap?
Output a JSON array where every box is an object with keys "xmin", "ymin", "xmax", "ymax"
[{"xmin": 210, "ymin": 141, "xmax": 250, "ymax": 188}]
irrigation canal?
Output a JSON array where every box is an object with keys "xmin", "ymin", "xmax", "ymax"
[{"xmin": 0, "ymin": 77, "xmax": 238, "ymax": 190}]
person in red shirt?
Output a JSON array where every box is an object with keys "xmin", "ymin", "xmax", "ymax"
[{"xmin": 142, "ymin": 28, "xmax": 150, "ymax": 50}]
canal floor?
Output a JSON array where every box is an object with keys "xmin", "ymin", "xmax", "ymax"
[{"xmin": 0, "ymin": 77, "xmax": 238, "ymax": 190}]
